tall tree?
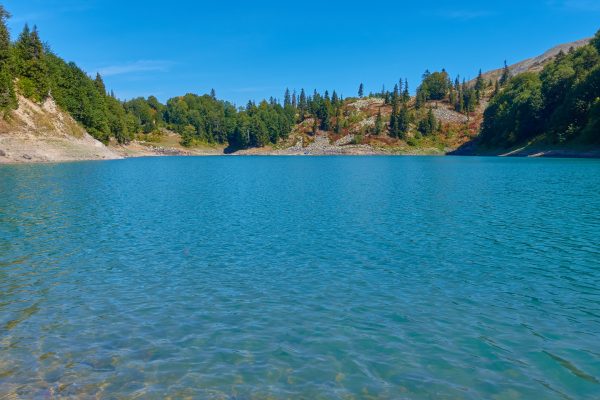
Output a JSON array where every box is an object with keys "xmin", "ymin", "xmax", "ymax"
[
  {"xmin": 0, "ymin": 6, "xmax": 16, "ymax": 111},
  {"xmin": 474, "ymin": 69, "xmax": 484, "ymax": 101},
  {"xmin": 389, "ymin": 84, "xmax": 400, "ymax": 137},
  {"xmin": 299, "ymin": 88, "xmax": 307, "ymax": 119},
  {"xmin": 397, "ymin": 104, "xmax": 410, "ymax": 139},
  {"xmin": 94, "ymin": 73, "xmax": 106, "ymax": 95},
  {"xmin": 374, "ymin": 109, "xmax": 383, "ymax": 135},
  {"xmin": 499, "ymin": 60, "xmax": 510, "ymax": 86},
  {"xmin": 14, "ymin": 24, "xmax": 49, "ymax": 102},
  {"xmin": 358, "ymin": 83, "xmax": 364, "ymax": 98},
  {"xmin": 402, "ymin": 79, "xmax": 410, "ymax": 103}
]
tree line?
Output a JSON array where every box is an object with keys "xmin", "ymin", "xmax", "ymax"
[
  {"xmin": 0, "ymin": 7, "xmax": 295, "ymax": 149},
  {"xmin": 6, "ymin": 5, "xmax": 588, "ymax": 150}
]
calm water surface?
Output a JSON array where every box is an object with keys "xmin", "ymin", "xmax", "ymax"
[{"xmin": 1, "ymin": 156, "xmax": 599, "ymax": 399}]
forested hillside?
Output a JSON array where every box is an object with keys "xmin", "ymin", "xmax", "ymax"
[
  {"xmin": 480, "ymin": 32, "xmax": 600, "ymax": 147},
  {"xmin": 1, "ymin": 4, "xmax": 599, "ymax": 155},
  {"xmin": 0, "ymin": 6, "xmax": 294, "ymax": 150},
  {"xmin": 0, "ymin": 4, "xmax": 479, "ymax": 153}
]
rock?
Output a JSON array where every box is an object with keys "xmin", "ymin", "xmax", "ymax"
[
  {"xmin": 0, "ymin": 149, "xmax": 6, "ymax": 157},
  {"xmin": 22, "ymin": 154, "xmax": 32, "ymax": 160}
]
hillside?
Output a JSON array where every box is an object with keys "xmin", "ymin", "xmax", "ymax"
[
  {"xmin": 475, "ymin": 39, "xmax": 591, "ymax": 84},
  {"xmin": 455, "ymin": 34, "xmax": 600, "ymax": 156},
  {"xmin": 241, "ymin": 38, "xmax": 598, "ymax": 157},
  {"xmin": 0, "ymin": 95, "xmax": 120, "ymax": 163},
  {"xmin": 0, "ymin": 0, "xmax": 597, "ymax": 162}
]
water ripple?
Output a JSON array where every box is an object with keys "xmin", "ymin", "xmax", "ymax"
[{"xmin": 0, "ymin": 156, "xmax": 599, "ymax": 399}]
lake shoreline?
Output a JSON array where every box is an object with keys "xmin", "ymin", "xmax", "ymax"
[{"xmin": 2, "ymin": 131, "xmax": 600, "ymax": 165}]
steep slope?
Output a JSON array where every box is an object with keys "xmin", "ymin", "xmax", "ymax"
[
  {"xmin": 0, "ymin": 95, "xmax": 121, "ymax": 163},
  {"xmin": 477, "ymin": 39, "xmax": 590, "ymax": 83},
  {"xmin": 452, "ymin": 37, "xmax": 600, "ymax": 157}
]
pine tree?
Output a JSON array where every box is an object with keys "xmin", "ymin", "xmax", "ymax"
[
  {"xmin": 299, "ymin": 89, "xmax": 307, "ymax": 119},
  {"xmin": 499, "ymin": 60, "xmax": 510, "ymax": 86},
  {"xmin": 375, "ymin": 109, "xmax": 383, "ymax": 135},
  {"xmin": 397, "ymin": 104, "xmax": 410, "ymax": 139},
  {"xmin": 210, "ymin": 88, "xmax": 216, "ymax": 99},
  {"xmin": 284, "ymin": 88, "xmax": 291, "ymax": 107},
  {"xmin": 332, "ymin": 90, "xmax": 339, "ymax": 106},
  {"xmin": 334, "ymin": 107, "xmax": 342, "ymax": 134},
  {"xmin": 94, "ymin": 73, "xmax": 106, "ymax": 95},
  {"xmin": 292, "ymin": 90, "xmax": 297, "ymax": 108},
  {"xmin": 418, "ymin": 108, "xmax": 437, "ymax": 136},
  {"xmin": 14, "ymin": 24, "xmax": 49, "ymax": 102},
  {"xmin": 358, "ymin": 83, "xmax": 364, "ymax": 98},
  {"xmin": 474, "ymin": 69, "xmax": 484, "ymax": 101},
  {"xmin": 0, "ymin": 6, "xmax": 16, "ymax": 111},
  {"xmin": 389, "ymin": 84, "xmax": 400, "ymax": 137},
  {"xmin": 320, "ymin": 99, "xmax": 331, "ymax": 131},
  {"xmin": 402, "ymin": 79, "xmax": 410, "ymax": 103}
]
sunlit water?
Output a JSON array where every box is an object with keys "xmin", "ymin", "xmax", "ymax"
[{"xmin": 1, "ymin": 156, "xmax": 599, "ymax": 399}]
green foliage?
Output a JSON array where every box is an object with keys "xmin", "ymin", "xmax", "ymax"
[
  {"xmin": 45, "ymin": 54, "xmax": 110, "ymax": 141},
  {"xmin": 124, "ymin": 97, "xmax": 164, "ymax": 134},
  {"xmin": 417, "ymin": 70, "xmax": 451, "ymax": 101},
  {"xmin": 480, "ymin": 73, "xmax": 543, "ymax": 147},
  {"xmin": 481, "ymin": 40, "xmax": 600, "ymax": 147},
  {"xmin": 592, "ymin": 29, "xmax": 600, "ymax": 53},
  {"xmin": 397, "ymin": 104, "xmax": 410, "ymax": 139},
  {"xmin": 165, "ymin": 94, "xmax": 238, "ymax": 144},
  {"xmin": 374, "ymin": 109, "xmax": 383, "ymax": 135},
  {"xmin": 165, "ymin": 95, "xmax": 294, "ymax": 150},
  {"xmin": 14, "ymin": 25, "xmax": 49, "ymax": 102},
  {"xmin": 499, "ymin": 61, "xmax": 511, "ymax": 86},
  {"xmin": 418, "ymin": 108, "xmax": 437, "ymax": 136},
  {"xmin": 0, "ymin": 6, "xmax": 16, "ymax": 112}
]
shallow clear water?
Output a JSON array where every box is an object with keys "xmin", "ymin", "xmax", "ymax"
[{"xmin": 1, "ymin": 156, "xmax": 599, "ymax": 399}]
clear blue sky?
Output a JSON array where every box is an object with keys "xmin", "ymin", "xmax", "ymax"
[{"xmin": 3, "ymin": 0, "xmax": 599, "ymax": 105}]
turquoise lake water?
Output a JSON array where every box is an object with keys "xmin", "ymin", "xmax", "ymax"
[{"xmin": 1, "ymin": 156, "xmax": 599, "ymax": 399}]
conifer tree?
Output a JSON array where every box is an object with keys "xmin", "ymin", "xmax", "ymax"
[
  {"xmin": 284, "ymin": 88, "xmax": 291, "ymax": 107},
  {"xmin": 210, "ymin": 88, "xmax": 216, "ymax": 99},
  {"xmin": 299, "ymin": 89, "xmax": 307, "ymax": 119},
  {"xmin": 397, "ymin": 104, "xmax": 410, "ymax": 139},
  {"xmin": 474, "ymin": 69, "xmax": 484, "ymax": 101},
  {"xmin": 0, "ymin": 6, "xmax": 16, "ymax": 111},
  {"xmin": 332, "ymin": 90, "xmax": 339, "ymax": 106},
  {"xmin": 375, "ymin": 109, "xmax": 383, "ymax": 135},
  {"xmin": 389, "ymin": 84, "xmax": 400, "ymax": 137},
  {"xmin": 334, "ymin": 107, "xmax": 342, "ymax": 134},
  {"xmin": 358, "ymin": 83, "xmax": 364, "ymax": 98},
  {"xmin": 499, "ymin": 60, "xmax": 510, "ymax": 86},
  {"xmin": 94, "ymin": 73, "xmax": 106, "ymax": 95},
  {"xmin": 418, "ymin": 108, "xmax": 437, "ymax": 136},
  {"xmin": 14, "ymin": 24, "xmax": 49, "ymax": 102},
  {"xmin": 402, "ymin": 79, "xmax": 410, "ymax": 103}
]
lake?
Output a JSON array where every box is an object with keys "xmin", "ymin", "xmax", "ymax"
[{"xmin": 1, "ymin": 156, "xmax": 599, "ymax": 399}]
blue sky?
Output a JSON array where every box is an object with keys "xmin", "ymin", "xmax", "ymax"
[{"xmin": 3, "ymin": 0, "xmax": 599, "ymax": 105}]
